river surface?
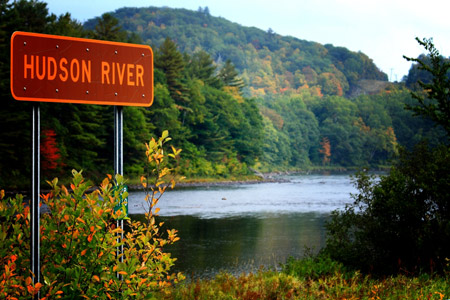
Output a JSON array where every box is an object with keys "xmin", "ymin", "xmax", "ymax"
[{"xmin": 128, "ymin": 174, "xmax": 358, "ymax": 278}]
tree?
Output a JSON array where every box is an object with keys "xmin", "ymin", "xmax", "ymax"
[
  {"xmin": 0, "ymin": 0, "xmax": 57, "ymax": 188},
  {"xmin": 403, "ymin": 37, "xmax": 450, "ymax": 137},
  {"xmin": 155, "ymin": 38, "xmax": 189, "ymax": 104},
  {"xmin": 311, "ymin": 96, "xmax": 363, "ymax": 166},
  {"xmin": 40, "ymin": 129, "xmax": 62, "ymax": 173},
  {"xmin": 48, "ymin": 12, "xmax": 87, "ymax": 37},
  {"xmin": 218, "ymin": 59, "xmax": 245, "ymax": 91},
  {"xmin": 403, "ymin": 54, "xmax": 434, "ymax": 90},
  {"xmin": 323, "ymin": 38, "xmax": 450, "ymax": 275},
  {"xmin": 319, "ymin": 137, "xmax": 331, "ymax": 165},
  {"xmin": 91, "ymin": 13, "xmax": 126, "ymax": 41},
  {"xmin": 324, "ymin": 144, "xmax": 450, "ymax": 274},
  {"xmin": 271, "ymin": 96, "xmax": 320, "ymax": 167},
  {"xmin": 187, "ymin": 50, "xmax": 221, "ymax": 88},
  {"xmin": 203, "ymin": 6, "xmax": 210, "ymax": 16}
]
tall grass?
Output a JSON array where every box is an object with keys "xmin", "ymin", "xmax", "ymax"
[{"xmin": 157, "ymin": 257, "xmax": 450, "ymax": 300}]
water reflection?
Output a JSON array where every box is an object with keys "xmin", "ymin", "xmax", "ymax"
[
  {"xmin": 130, "ymin": 212, "xmax": 329, "ymax": 278},
  {"xmin": 128, "ymin": 174, "xmax": 356, "ymax": 278}
]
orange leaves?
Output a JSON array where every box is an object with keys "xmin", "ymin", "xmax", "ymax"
[
  {"xmin": 40, "ymin": 192, "xmax": 51, "ymax": 203},
  {"xmin": 319, "ymin": 137, "xmax": 331, "ymax": 165},
  {"xmin": 101, "ymin": 177, "xmax": 111, "ymax": 190},
  {"xmin": 167, "ymin": 229, "xmax": 180, "ymax": 243},
  {"xmin": 61, "ymin": 185, "xmax": 69, "ymax": 196},
  {"xmin": 140, "ymin": 175, "xmax": 147, "ymax": 188},
  {"xmin": 26, "ymin": 285, "xmax": 35, "ymax": 294},
  {"xmin": 158, "ymin": 186, "xmax": 166, "ymax": 195},
  {"xmin": 87, "ymin": 233, "xmax": 94, "ymax": 243},
  {"xmin": 26, "ymin": 282, "xmax": 42, "ymax": 295},
  {"xmin": 81, "ymin": 249, "xmax": 87, "ymax": 256},
  {"xmin": 40, "ymin": 129, "xmax": 61, "ymax": 171},
  {"xmin": 139, "ymin": 278, "xmax": 147, "ymax": 286}
]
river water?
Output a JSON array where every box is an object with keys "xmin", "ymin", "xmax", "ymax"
[{"xmin": 128, "ymin": 173, "xmax": 358, "ymax": 278}]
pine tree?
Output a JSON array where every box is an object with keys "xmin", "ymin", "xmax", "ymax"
[
  {"xmin": 218, "ymin": 60, "xmax": 245, "ymax": 91},
  {"xmin": 187, "ymin": 50, "xmax": 221, "ymax": 88},
  {"xmin": 91, "ymin": 13, "xmax": 126, "ymax": 41},
  {"xmin": 155, "ymin": 38, "xmax": 189, "ymax": 104}
]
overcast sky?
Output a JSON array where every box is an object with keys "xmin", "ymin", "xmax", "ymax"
[{"xmin": 44, "ymin": 0, "xmax": 450, "ymax": 81}]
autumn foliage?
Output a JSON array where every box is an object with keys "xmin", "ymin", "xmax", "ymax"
[
  {"xmin": 0, "ymin": 131, "xmax": 184, "ymax": 299},
  {"xmin": 319, "ymin": 137, "xmax": 331, "ymax": 165},
  {"xmin": 40, "ymin": 129, "xmax": 61, "ymax": 172}
]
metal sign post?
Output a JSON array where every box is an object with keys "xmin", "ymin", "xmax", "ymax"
[
  {"xmin": 114, "ymin": 105, "xmax": 124, "ymax": 274},
  {"xmin": 31, "ymin": 103, "xmax": 40, "ymax": 299}
]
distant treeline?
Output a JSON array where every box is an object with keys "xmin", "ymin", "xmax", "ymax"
[{"xmin": 0, "ymin": 1, "xmax": 446, "ymax": 189}]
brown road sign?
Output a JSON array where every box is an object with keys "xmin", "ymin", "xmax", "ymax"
[{"xmin": 11, "ymin": 31, "xmax": 153, "ymax": 106}]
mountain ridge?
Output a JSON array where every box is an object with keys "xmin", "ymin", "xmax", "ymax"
[{"xmin": 84, "ymin": 6, "xmax": 388, "ymax": 98}]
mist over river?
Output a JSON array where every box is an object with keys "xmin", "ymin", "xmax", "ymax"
[{"xmin": 128, "ymin": 173, "xmax": 358, "ymax": 278}]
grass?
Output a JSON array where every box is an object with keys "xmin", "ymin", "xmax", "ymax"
[
  {"xmin": 155, "ymin": 257, "xmax": 450, "ymax": 300},
  {"xmin": 157, "ymin": 270, "xmax": 449, "ymax": 300}
]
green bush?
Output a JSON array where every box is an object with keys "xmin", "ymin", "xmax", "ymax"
[
  {"xmin": 282, "ymin": 254, "xmax": 346, "ymax": 280},
  {"xmin": 323, "ymin": 144, "xmax": 450, "ymax": 275}
]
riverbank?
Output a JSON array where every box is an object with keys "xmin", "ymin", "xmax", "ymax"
[
  {"xmin": 126, "ymin": 166, "xmax": 385, "ymax": 190},
  {"xmin": 155, "ymin": 257, "xmax": 450, "ymax": 299},
  {"xmin": 126, "ymin": 173, "xmax": 285, "ymax": 190}
]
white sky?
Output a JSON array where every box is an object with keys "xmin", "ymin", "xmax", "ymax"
[{"xmin": 44, "ymin": 0, "xmax": 450, "ymax": 81}]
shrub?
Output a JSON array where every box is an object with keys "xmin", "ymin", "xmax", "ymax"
[
  {"xmin": 0, "ymin": 131, "xmax": 184, "ymax": 299},
  {"xmin": 282, "ymin": 254, "xmax": 346, "ymax": 280},
  {"xmin": 323, "ymin": 143, "xmax": 450, "ymax": 275}
]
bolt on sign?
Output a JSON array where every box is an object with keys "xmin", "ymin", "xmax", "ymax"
[{"xmin": 10, "ymin": 31, "xmax": 153, "ymax": 106}]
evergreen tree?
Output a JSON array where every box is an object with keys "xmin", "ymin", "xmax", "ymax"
[
  {"xmin": 218, "ymin": 59, "xmax": 245, "ymax": 91},
  {"xmin": 91, "ymin": 13, "xmax": 127, "ymax": 41},
  {"xmin": 155, "ymin": 37, "xmax": 189, "ymax": 104},
  {"xmin": 187, "ymin": 50, "xmax": 221, "ymax": 88}
]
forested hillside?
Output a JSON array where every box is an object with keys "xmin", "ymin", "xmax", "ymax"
[
  {"xmin": 0, "ymin": 1, "xmax": 447, "ymax": 189},
  {"xmin": 85, "ymin": 6, "xmax": 388, "ymax": 98}
]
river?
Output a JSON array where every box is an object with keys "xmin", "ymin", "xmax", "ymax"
[{"xmin": 128, "ymin": 173, "xmax": 358, "ymax": 278}]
